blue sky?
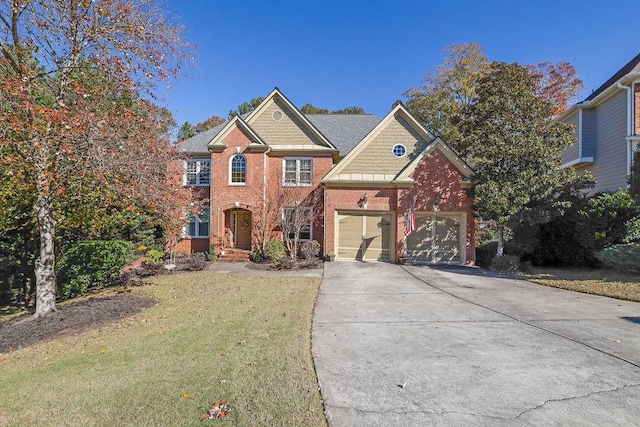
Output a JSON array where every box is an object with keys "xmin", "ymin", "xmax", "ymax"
[{"xmin": 164, "ymin": 0, "xmax": 639, "ymax": 128}]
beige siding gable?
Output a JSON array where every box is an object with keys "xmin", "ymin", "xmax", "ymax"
[
  {"xmin": 248, "ymin": 97, "xmax": 327, "ymax": 148},
  {"xmin": 340, "ymin": 113, "xmax": 429, "ymax": 176}
]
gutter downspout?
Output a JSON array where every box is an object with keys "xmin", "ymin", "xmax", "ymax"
[
  {"xmin": 322, "ymin": 182, "xmax": 327, "ymax": 256},
  {"xmin": 617, "ymin": 82, "xmax": 633, "ymax": 179},
  {"xmin": 263, "ymin": 147, "xmax": 271, "ymax": 251}
]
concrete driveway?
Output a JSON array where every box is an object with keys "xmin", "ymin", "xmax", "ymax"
[{"xmin": 312, "ymin": 262, "xmax": 640, "ymax": 426}]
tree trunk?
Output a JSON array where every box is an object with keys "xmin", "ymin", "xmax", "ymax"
[
  {"xmin": 34, "ymin": 173, "xmax": 57, "ymax": 317},
  {"xmin": 496, "ymin": 223, "xmax": 505, "ymax": 257}
]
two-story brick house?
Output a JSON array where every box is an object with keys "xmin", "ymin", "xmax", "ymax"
[
  {"xmin": 176, "ymin": 88, "xmax": 475, "ymax": 264},
  {"xmin": 560, "ymin": 53, "xmax": 640, "ymax": 194}
]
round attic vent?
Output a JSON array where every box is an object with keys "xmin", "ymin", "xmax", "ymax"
[{"xmin": 272, "ymin": 110, "xmax": 283, "ymax": 121}]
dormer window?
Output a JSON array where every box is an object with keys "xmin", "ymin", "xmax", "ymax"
[
  {"xmin": 184, "ymin": 159, "xmax": 210, "ymax": 186},
  {"xmin": 230, "ymin": 154, "xmax": 247, "ymax": 185}
]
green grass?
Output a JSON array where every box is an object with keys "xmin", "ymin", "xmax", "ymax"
[
  {"xmin": 521, "ymin": 267, "xmax": 640, "ymax": 303},
  {"xmin": 0, "ymin": 271, "xmax": 326, "ymax": 426}
]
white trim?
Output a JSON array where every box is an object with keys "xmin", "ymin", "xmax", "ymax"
[
  {"xmin": 282, "ymin": 157, "xmax": 313, "ymax": 186},
  {"xmin": 228, "ymin": 154, "xmax": 247, "ymax": 186},
  {"xmin": 185, "ymin": 206, "xmax": 210, "ymax": 238},
  {"xmin": 578, "ymin": 109, "xmax": 583, "ymax": 157},
  {"xmin": 561, "ymin": 157, "xmax": 594, "ymax": 168}
]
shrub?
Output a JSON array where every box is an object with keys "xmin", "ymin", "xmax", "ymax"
[
  {"xmin": 208, "ymin": 244, "xmax": 217, "ymax": 262},
  {"xmin": 56, "ymin": 239, "xmax": 132, "ymax": 299},
  {"xmin": 144, "ymin": 249, "xmax": 165, "ymax": 265},
  {"xmin": 300, "ymin": 240, "xmax": 320, "ymax": 259},
  {"xmin": 594, "ymin": 244, "xmax": 640, "ymax": 272},
  {"xmin": 476, "ymin": 241, "xmax": 498, "ymax": 268},
  {"xmin": 250, "ymin": 245, "xmax": 264, "ymax": 263},
  {"xmin": 275, "ymin": 256, "xmax": 295, "ymax": 270},
  {"xmin": 519, "ymin": 260, "xmax": 533, "ymax": 273},
  {"xmin": 490, "ymin": 255, "xmax": 520, "ymax": 274},
  {"xmin": 264, "ymin": 241, "xmax": 287, "ymax": 263}
]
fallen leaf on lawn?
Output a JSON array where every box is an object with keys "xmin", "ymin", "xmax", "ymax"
[{"xmin": 201, "ymin": 399, "xmax": 230, "ymax": 421}]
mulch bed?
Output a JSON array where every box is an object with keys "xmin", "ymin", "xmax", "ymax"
[
  {"xmin": 0, "ymin": 255, "xmax": 210, "ymax": 354},
  {"xmin": 245, "ymin": 258, "xmax": 324, "ymax": 271},
  {"xmin": 0, "ymin": 292, "xmax": 156, "ymax": 353},
  {"xmin": 0, "ymin": 256, "xmax": 322, "ymax": 354}
]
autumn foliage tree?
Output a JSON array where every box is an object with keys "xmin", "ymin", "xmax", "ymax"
[
  {"xmin": 0, "ymin": 0, "xmax": 196, "ymax": 316},
  {"xmin": 463, "ymin": 62, "xmax": 590, "ymax": 256},
  {"xmin": 526, "ymin": 61, "xmax": 584, "ymax": 116},
  {"xmin": 404, "ymin": 42, "xmax": 489, "ymax": 157},
  {"xmin": 405, "ymin": 43, "xmax": 584, "ymax": 159}
]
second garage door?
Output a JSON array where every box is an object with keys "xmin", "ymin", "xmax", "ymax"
[
  {"xmin": 406, "ymin": 214, "xmax": 464, "ymax": 263},
  {"xmin": 337, "ymin": 212, "xmax": 392, "ymax": 261}
]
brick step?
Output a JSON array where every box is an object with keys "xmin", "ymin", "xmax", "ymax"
[{"xmin": 217, "ymin": 248, "xmax": 251, "ymax": 262}]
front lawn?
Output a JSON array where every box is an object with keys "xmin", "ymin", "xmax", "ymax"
[
  {"xmin": 0, "ymin": 271, "xmax": 326, "ymax": 426},
  {"xmin": 521, "ymin": 267, "xmax": 640, "ymax": 303}
]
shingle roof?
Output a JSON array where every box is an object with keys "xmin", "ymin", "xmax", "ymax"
[
  {"xmin": 176, "ymin": 122, "xmax": 226, "ymax": 153},
  {"xmin": 306, "ymin": 114, "xmax": 381, "ymax": 156},
  {"xmin": 583, "ymin": 53, "xmax": 640, "ymax": 103},
  {"xmin": 176, "ymin": 113, "xmax": 381, "ymax": 156}
]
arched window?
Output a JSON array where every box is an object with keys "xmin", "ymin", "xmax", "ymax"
[{"xmin": 230, "ymin": 154, "xmax": 246, "ymax": 184}]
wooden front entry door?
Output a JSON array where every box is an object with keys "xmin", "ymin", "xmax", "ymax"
[{"xmin": 233, "ymin": 210, "xmax": 252, "ymax": 249}]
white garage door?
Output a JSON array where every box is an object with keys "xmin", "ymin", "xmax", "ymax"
[
  {"xmin": 406, "ymin": 214, "xmax": 463, "ymax": 263},
  {"xmin": 337, "ymin": 212, "xmax": 392, "ymax": 261}
]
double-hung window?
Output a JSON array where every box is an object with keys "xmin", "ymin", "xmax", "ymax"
[
  {"xmin": 283, "ymin": 158, "xmax": 312, "ymax": 186},
  {"xmin": 187, "ymin": 206, "xmax": 210, "ymax": 237},
  {"xmin": 283, "ymin": 206, "xmax": 312, "ymax": 241},
  {"xmin": 184, "ymin": 159, "xmax": 210, "ymax": 186}
]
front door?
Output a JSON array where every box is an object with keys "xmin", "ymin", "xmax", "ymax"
[{"xmin": 233, "ymin": 210, "xmax": 252, "ymax": 249}]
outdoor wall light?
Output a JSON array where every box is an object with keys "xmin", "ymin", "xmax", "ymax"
[
  {"xmin": 433, "ymin": 193, "xmax": 441, "ymax": 212},
  {"xmin": 358, "ymin": 193, "xmax": 369, "ymax": 210},
  {"xmin": 234, "ymin": 201, "xmax": 240, "ymax": 208}
]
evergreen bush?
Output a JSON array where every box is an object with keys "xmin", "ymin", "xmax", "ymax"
[
  {"xmin": 476, "ymin": 241, "xmax": 498, "ymax": 268},
  {"xmin": 144, "ymin": 249, "xmax": 165, "ymax": 265},
  {"xmin": 56, "ymin": 239, "xmax": 132, "ymax": 299},
  {"xmin": 300, "ymin": 240, "xmax": 320, "ymax": 259},
  {"xmin": 264, "ymin": 241, "xmax": 287, "ymax": 263},
  {"xmin": 250, "ymin": 245, "xmax": 264, "ymax": 263},
  {"xmin": 490, "ymin": 255, "xmax": 520, "ymax": 274},
  {"xmin": 594, "ymin": 244, "xmax": 640, "ymax": 272}
]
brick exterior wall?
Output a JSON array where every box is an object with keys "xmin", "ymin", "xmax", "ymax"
[
  {"xmin": 399, "ymin": 148, "xmax": 475, "ymax": 264},
  {"xmin": 325, "ymin": 147, "xmax": 475, "ymax": 264},
  {"xmin": 208, "ymin": 125, "xmax": 334, "ymax": 253}
]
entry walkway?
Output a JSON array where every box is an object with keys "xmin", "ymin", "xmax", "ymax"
[{"xmin": 312, "ymin": 262, "xmax": 640, "ymax": 426}]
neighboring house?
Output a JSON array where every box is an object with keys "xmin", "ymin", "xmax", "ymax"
[
  {"xmin": 176, "ymin": 88, "xmax": 475, "ymax": 264},
  {"xmin": 560, "ymin": 53, "xmax": 640, "ymax": 194}
]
